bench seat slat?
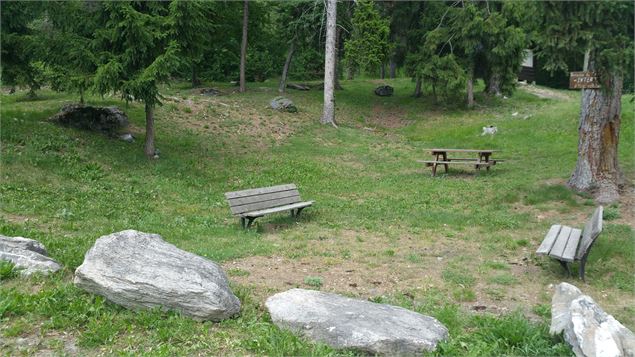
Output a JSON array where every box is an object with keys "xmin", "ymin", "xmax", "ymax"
[
  {"xmin": 549, "ymin": 226, "xmax": 572, "ymax": 259},
  {"xmin": 230, "ymin": 195, "xmax": 302, "ymax": 215},
  {"xmin": 560, "ymin": 228, "xmax": 582, "ymax": 262},
  {"xmin": 225, "ymin": 184, "xmax": 297, "ymax": 199},
  {"xmin": 228, "ymin": 189, "xmax": 299, "ymax": 206},
  {"xmin": 536, "ymin": 225, "xmax": 562, "ymax": 255},
  {"xmin": 241, "ymin": 201, "xmax": 314, "ymax": 218}
]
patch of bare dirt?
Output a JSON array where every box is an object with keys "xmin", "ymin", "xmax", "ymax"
[
  {"xmin": 159, "ymin": 95, "xmax": 302, "ymax": 150},
  {"xmin": 615, "ymin": 186, "xmax": 635, "ymax": 227},
  {"xmin": 0, "ymin": 326, "xmax": 79, "ymax": 356},
  {"xmin": 362, "ymin": 105, "xmax": 413, "ymax": 129},
  {"xmin": 519, "ymin": 84, "xmax": 571, "ymax": 100}
]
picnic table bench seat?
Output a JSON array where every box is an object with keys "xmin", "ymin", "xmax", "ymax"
[
  {"xmin": 225, "ymin": 184, "xmax": 313, "ymax": 228},
  {"xmin": 536, "ymin": 206, "xmax": 603, "ymax": 281},
  {"xmin": 418, "ymin": 149, "xmax": 502, "ymax": 176}
]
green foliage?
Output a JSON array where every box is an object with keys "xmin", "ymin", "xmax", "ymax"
[
  {"xmin": 534, "ymin": 1, "xmax": 634, "ymax": 83},
  {"xmin": 0, "ymin": 2, "xmax": 46, "ymax": 96},
  {"xmin": 344, "ymin": 0, "xmax": 391, "ymax": 74},
  {"xmin": 0, "ymin": 261, "xmax": 18, "ymax": 280},
  {"xmin": 303, "ymin": 276, "xmax": 323, "ymax": 288}
]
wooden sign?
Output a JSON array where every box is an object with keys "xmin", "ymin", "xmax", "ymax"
[{"xmin": 569, "ymin": 71, "xmax": 600, "ymax": 89}]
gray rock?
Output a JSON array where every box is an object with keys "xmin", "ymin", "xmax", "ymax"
[
  {"xmin": 74, "ymin": 230, "xmax": 240, "ymax": 321},
  {"xmin": 270, "ymin": 96, "xmax": 297, "ymax": 113},
  {"xmin": 551, "ymin": 282, "xmax": 635, "ymax": 357},
  {"xmin": 550, "ymin": 282, "xmax": 583, "ymax": 335},
  {"xmin": 0, "ymin": 235, "xmax": 62, "ymax": 276},
  {"xmin": 0, "ymin": 235, "xmax": 49, "ymax": 256},
  {"xmin": 265, "ymin": 289, "xmax": 448, "ymax": 355},
  {"xmin": 200, "ymin": 88, "xmax": 222, "ymax": 96},
  {"xmin": 374, "ymin": 85, "xmax": 394, "ymax": 97},
  {"xmin": 49, "ymin": 104, "xmax": 129, "ymax": 135},
  {"xmin": 119, "ymin": 133, "xmax": 134, "ymax": 142}
]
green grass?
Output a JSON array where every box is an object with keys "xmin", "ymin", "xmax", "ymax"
[{"xmin": 1, "ymin": 78, "xmax": 633, "ymax": 355}]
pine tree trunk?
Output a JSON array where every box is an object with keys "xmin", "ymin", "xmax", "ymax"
[
  {"xmin": 192, "ymin": 64, "xmax": 201, "ymax": 87},
  {"xmin": 278, "ymin": 40, "xmax": 296, "ymax": 93},
  {"xmin": 239, "ymin": 0, "xmax": 249, "ymax": 93},
  {"xmin": 144, "ymin": 102, "xmax": 156, "ymax": 158},
  {"xmin": 79, "ymin": 86, "xmax": 85, "ymax": 105},
  {"xmin": 321, "ymin": 0, "xmax": 337, "ymax": 127},
  {"xmin": 380, "ymin": 64, "xmax": 385, "ymax": 79},
  {"xmin": 389, "ymin": 60, "xmax": 396, "ymax": 79},
  {"xmin": 467, "ymin": 71, "xmax": 474, "ymax": 108},
  {"xmin": 568, "ymin": 64, "xmax": 622, "ymax": 203},
  {"xmin": 347, "ymin": 67, "xmax": 354, "ymax": 80},
  {"xmin": 486, "ymin": 73, "xmax": 502, "ymax": 96},
  {"xmin": 414, "ymin": 76, "xmax": 422, "ymax": 98}
]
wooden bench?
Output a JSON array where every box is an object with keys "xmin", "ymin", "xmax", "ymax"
[
  {"xmin": 225, "ymin": 184, "xmax": 314, "ymax": 228},
  {"xmin": 536, "ymin": 206, "xmax": 603, "ymax": 281}
]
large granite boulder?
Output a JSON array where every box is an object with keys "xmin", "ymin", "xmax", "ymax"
[
  {"xmin": 265, "ymin": 289, "xmax": 448, "ymax": 355},
  {"xmin": 551, "ymin": 282, "xmax": 635, "ymax": 357},
  {"xmin": 270, "ymin": 96, "xmax": 298, "ymax": 113},
  {"xmin": 0, "ymin": 235, "xmax": 62, "ymax": 276},
  {"xmin": 49, "ymin": 104, "xmax": 129, "ymax": 135},
  {"xmin": 74, "ymin": 230, "xmax": 240, "ymax": 321}
]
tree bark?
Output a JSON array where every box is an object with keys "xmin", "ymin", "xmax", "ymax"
[
  {"xmin": 192, "ymin": 63, "xmax": 201, "ymax": 87},
  {"xmin": 568, "ymin": 60, "xmax": 622, "ymax": 203},
  {"xmin": 413, "ymin": 76, "xmax": 422, "ymax": 98},
  {"xmin": 321, "ymin": 0, "xmax": 337, "ymax": 127},
  {"xmin": 144, "ymin": 102, "xmax": 156, "ymax": 158},
  {"xmin": 278, "ymin": 39, "xmax": 296, "ymax": 93},
  {"xmin": 380, "ymin": 63, "xmax": 386, "ymax": 79},
  {"xmin": 467, "ymin": 70, "xmax": 474, "ymax": 108},
  {"xmin": 486, "ymin": 73, "xmax": 502, "ymax": 96},
  {"xmin": 389, "ymin": 59, "xmax": 396, "ymax": 79},
  {"xmin": 334, "ymin": 24, "xmax": 343, "ymax": 90},
  {"xmin": 239, "ymin": 0, "xmax": 249, "ymax": 93}
]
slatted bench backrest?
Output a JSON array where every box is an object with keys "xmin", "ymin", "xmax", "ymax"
[
  {"xmin": 225, "ymin": 184, "xmax": 302, "ymax": 216},
  {"xmin": 575, "ymin": 206, "xmax": 603, "ymax": 260}
]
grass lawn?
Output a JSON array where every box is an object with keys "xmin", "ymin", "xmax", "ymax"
[{"xmin": 1, "ymin": 78, "xmax": 633, "ymax": 356}]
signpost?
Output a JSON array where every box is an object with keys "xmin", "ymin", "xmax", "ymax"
[{"xmin": 569, "ymin": 71, "xmax": 600, "ymax": 89}]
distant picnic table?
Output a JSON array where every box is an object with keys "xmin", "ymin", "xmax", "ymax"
[{"xmin": 417, "ymin": 148, "xmax": 501, "ymax": 176}]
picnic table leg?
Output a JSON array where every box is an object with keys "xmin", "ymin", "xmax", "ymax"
[
  {"xmin": 483, "ymin": 153, "xmax": 491, "ymax": 171},
  {"xmin": 442, "ymin": 152, "xmax": 449, "ymax": 173},
  {"xmin": 432, "ymin": 163, "xmax": 437, "ymax": 177}
]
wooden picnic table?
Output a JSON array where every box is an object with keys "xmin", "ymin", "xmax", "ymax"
[{"xmin": 418, "ymin": 148, "xmax": 500, "ymax": 176}]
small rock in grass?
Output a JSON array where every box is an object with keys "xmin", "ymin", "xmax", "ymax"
[
  {"xmin": 0, "ymin": 235, "xmax": 62, "ymax": 276},
  {"xmin": 270, "ymin": 96, "xmax": 297, "ymax": 113},
  {"xmin": 374, "ymin": 85, "xmax": 394, "ymax": 97}
]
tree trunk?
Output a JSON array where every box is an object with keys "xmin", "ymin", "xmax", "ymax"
[
  {"xmin": 79, "ymin": 86, "xmax": 85, "ymax": 105},
  {"xmin": 144, "ymin": 102, "xmax": 156, "ymax": 158},
  {"xmin": 568, "ymin": 62, "xmax": 622, "ymax": 203},
  {"xmin": 380, "ymin": 63, "xmax": 385, "ymax": 79},
  {"xmin": 334, "ymin": 24, "xmax": 343, "ymax": 90},
  {"xmin": 321, "ymin": 0, "xmax": 337, "ymax": 127},
  {"xmin": 278, "ymin": 39, "xmax": 296, "ymax": 93},
  {"xmin": 192, "ymin": 64, "xmax": 201, "ymax": 87},
  {"xmin": 467, "ymin": 70, "xmax": 474, "ymax": 108},
  {"xmin": 389, "ymin": 59, "xmax": 396, "ymax": 79},
  {"xmin": 414, "ymin": 76, "xmax": 422, "ymax": 98},
  {"xmin": 347, "ymin": 67, "xmax": 354, "ymax": 80},
  {"xmin": 486, "ymin": 73, "xmax": 502, "ymax": 96},
  {"xmin": 239, "ymin": 0, "xmax": 249, "ymax": 93}
]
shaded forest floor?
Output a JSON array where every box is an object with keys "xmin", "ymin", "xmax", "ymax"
[{"xmin": 1, "ymin": 78, "xmax": 633, "ymax": 356}]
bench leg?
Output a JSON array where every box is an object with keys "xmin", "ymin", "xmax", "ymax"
[
  {"xmin": 241, "ymin": 217, "xmax": 256, "ymax": 229},
  {"xmin": 432, "ymin": 163, "xmax": 437, "ymax": 177},
  {"xmin": 558, "ymin": 260, "xmax": 572, "ymax": 277},
  {"xmin": 240, "ymin": 217, "xmax": 246, "ymax": 228},
  {"xmin": 579, "ymin": 256, "xmax": 588, "ymax": 282},
  {"xmin": 295, "ymin": 207, "xmax": 305, "ymax": 217}
]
